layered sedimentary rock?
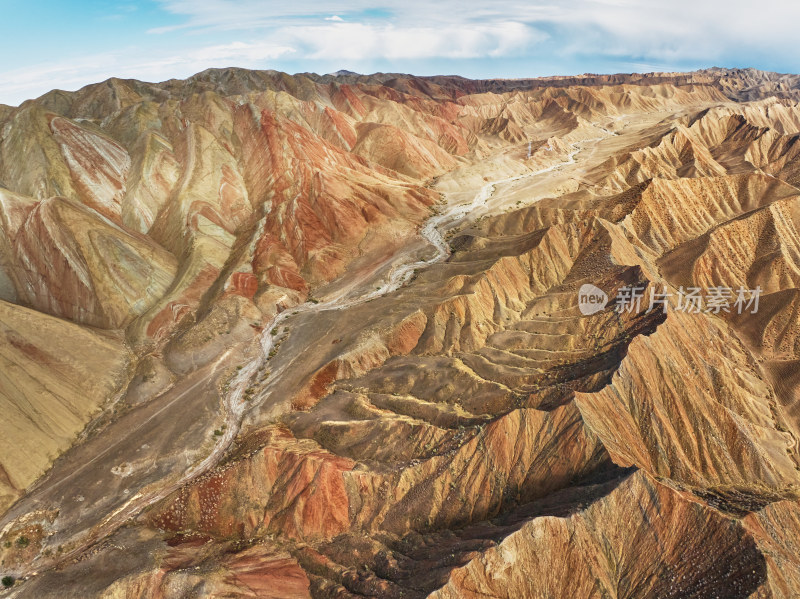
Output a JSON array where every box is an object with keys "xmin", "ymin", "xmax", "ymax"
[
  {"xmin": 10, "ymin": 195, "xmax": 177, "ymax": 329},
  {"xmin": 431, "ymin": 471, "xmax": 766, "ymax": 599},
  {"xmin": 2, "ymin": 68, "xmax": 800, "ymax": 597},
  {"xmin": 0, "ymin": 300, "xmax": 129, "ymax": 513}
]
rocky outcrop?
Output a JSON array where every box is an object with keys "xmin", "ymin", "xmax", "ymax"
[
  {"xmin": 4, "ymin": 68, "xmax": 800, "ymax": 597},
  {"xmin": 430, "ymin": 471, "xmax": 766, "ymax": 599},
  {"xmin": 0, "ymin": 300, "xmax": 129, "ymax": 512},
  {"xmin": 9, "ymin": 195, "xmax": 177, "ymax": 329}
]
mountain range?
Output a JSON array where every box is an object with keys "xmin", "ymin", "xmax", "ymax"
[{"xmin": 1, "ymin": 66, "xmax": 800, "ymax": 597}]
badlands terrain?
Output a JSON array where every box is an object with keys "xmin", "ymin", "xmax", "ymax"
[{"xmin": 0, "ymin": 66, "xmax": 800, "ymax": 597}]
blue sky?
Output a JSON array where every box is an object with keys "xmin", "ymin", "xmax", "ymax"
[{"xmin": 1, "ymin": 0, "xmax": 799, "ymax": 106}]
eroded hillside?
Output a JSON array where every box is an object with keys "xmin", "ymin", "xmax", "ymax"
[{"xmin": 1, "ymin": 68, "xmax": 800, "ymax": 597}]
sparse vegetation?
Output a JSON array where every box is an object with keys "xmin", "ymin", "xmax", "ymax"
[{"xmin": 15, "ymin": 536, "xmax": 29, "ymax": 548}]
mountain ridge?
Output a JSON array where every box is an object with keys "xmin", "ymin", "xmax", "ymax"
[{"xmin": 1, "ymin": 66, "xmax": 800, "ymax": 597}]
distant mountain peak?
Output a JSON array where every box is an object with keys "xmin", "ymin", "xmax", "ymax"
[{"xmin": 329, "ymin": 69, "xmax": 360, "ymax": 77}]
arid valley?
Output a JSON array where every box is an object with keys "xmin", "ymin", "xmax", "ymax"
[{"xmin": 2, "ymin": 66, "xmax": 800, "ymax": 597}]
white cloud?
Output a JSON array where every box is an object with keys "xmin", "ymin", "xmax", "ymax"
[
  {"xmin": 148, "ymin": 0, "xmax": 800, "ymax": 65},
  {"xmin": 0, "ymin": 42, "xmax": 294, "ymax": 106},
  {"xmin": 517, "ymin": 0, "xmax": 800, "ymax": 62},
  {"xmin": 188, "ymin": 41, "xmax": 294, "ymax": 63},
  {"xmin": 282, "ymin": 21, "xmax": 542, "ymax": 61},
  {"xmin": 4, "ymin": 0, "xmax": 800, "ymax": 105}
]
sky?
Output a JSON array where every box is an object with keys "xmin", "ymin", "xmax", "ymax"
[{"xmin": 1, "ymin": 0, "xmax": 799, "ymax": 106}]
